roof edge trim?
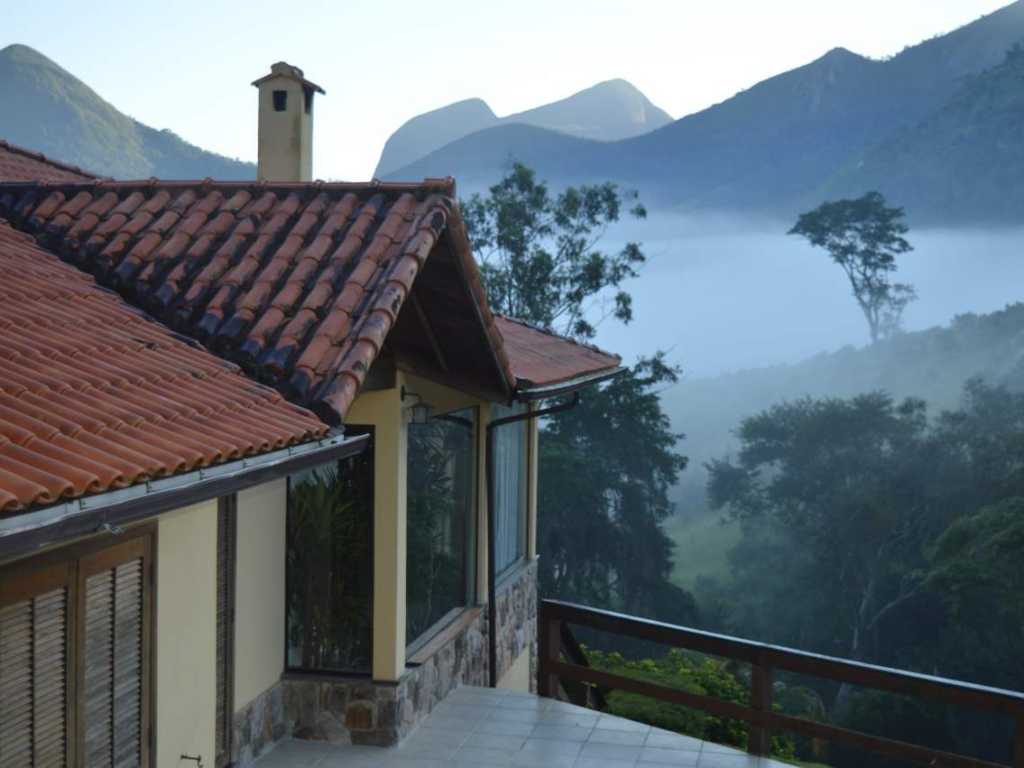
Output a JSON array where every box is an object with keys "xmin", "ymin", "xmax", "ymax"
[
  {"xmin": 0, "ymin": 430, "xmax": 369, "ymax": 562},
  {"xmin": 514, "ymin": 366, "xmax": 628, "ymax": 401}
]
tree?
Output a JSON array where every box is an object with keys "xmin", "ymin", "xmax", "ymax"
[
  {"xmin": 462, "ymin": 163, "xmax": 694, "ymax": 625},
  {"xmin": 699, "ymin": 380, "xmax": 1024, "ymax": 764},
  {"xmin": 924, "ymin": 496, "xmax": 1024, "ymax": 694},
  {"xmin": 706, "ymin": 393, "xmax": 938, "ymax": 666},
  {"xmin": 463, "ymin": 162, "xmax": 646, "ymax": 339},
  {"xmin": 789, "ymin": 191, "xmax": 916, "ymax": 343},
  {"xmin": 539, "ymin": 354, "xmax": 694, "ymax": 625}
]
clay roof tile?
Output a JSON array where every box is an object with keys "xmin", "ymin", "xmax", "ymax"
[
  {"xmin": 0, "ymin": 177, "xmax": 613, "ymax": 428},
  {"xmin": 0, "ymin": 218, "xmax": 327, "ymax": 515}
]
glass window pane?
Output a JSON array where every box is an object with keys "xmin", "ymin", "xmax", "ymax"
[
  {"xmin": 286, "ymin": 434, "xmax": 373, "ymax": 673},
  {"xmin": 406, "ymin": 407, "xmax": 477, "ymax": 646},
  {"xmin": 493, "ymin": 403, "xmax": 528, "ymax": 575}
]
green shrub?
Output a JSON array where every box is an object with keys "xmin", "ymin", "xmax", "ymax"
[{"xmin": 584, "ymin": 647, "xmax": 798, "ymax": 759}]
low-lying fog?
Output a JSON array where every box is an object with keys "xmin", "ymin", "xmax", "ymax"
[{"xmin": 590, "ymin": 212, "xmax": 1024, "ymax": 378}]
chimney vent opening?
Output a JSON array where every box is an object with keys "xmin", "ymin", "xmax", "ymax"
[
  {"xmin": 272, "ymin": 90, "xmax": 288, "ymax": 112},
  {"xmin": 303, "ymin": 87, "xmax": 314, "ymax": 115}
]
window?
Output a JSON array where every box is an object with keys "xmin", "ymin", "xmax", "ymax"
[
  {"xmin": 492, "ymin": 403, "xmax": 529, "ymax": 575},
  {"xmin": 272, "ymin": 89, "xmax": 287, "ymax": 111},
  {"xmin": 0, "ymin": 532, "xmax": 154, "ymax": 768},
  {"xmin": 406, "ymin": 407, "xmax": 477, "ymax": 647},
  {"xmin": 286, "ymin": 429, "xmax": 374, "ymax": 673}
]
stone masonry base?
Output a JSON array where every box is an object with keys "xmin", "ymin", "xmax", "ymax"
[{"xmin": 232, "ymin": 559, "xmax": 538, "ymax": 765}]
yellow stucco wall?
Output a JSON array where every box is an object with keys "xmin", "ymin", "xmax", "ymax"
[
  {"xmin": 497, "ymin": 646, "xmax": 531, "ymax": 692},
  {"xmin": 255, "ymin": 76, "xmax": 314, "ymax": 182},
  {"xmin": 156, "ymin": 500, "xmax": 217, "ymax": 768},
  {"xmin": 348, "ymin": 378, "xmax": 408, "ymax": 681},
  {"xmin": 234, "ymin": 479, "xmax": 287, "ymax": 709}
]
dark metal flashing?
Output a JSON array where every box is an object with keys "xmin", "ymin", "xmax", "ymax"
[
  {"xmin": 0, "ymin": 431, "xmax": 369, "ymax": 563},
  {"xmin": 513, "ymin": 367, "xmax": 627, "ymax": 402}
]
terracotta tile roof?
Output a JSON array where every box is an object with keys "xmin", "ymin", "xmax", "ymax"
[
  {"xmin": 0, "ymin": 180, "xmax": 515, "ymax": 423},
  {"xmin": 495, "ymin": 316, "xmax": 622, "ymax": 388},
  {"xmin": 0, "ymin": 140, "xmax": 98, "ymax": 183},
  {"xmin": 0, "ymin": 219, "xmax": 328, "ymax": 515}
]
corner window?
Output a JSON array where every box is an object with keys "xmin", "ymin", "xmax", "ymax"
[
  {"xmin": 272, "ymin": 89, "xmax": 288, "ymax": 112},
  {"xmin": 493, "ymin": 403, "xmax": 529, "ymax": 575},
  {"xmin": 406, "ymin": 407, "xmax": 477, "ymax": 648},
  {"xmin": 286, "ymin": 428, "xmax": 374, "ymax": 674}
]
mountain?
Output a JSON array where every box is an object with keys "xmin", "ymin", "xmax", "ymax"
[
  {"xmin": 824, "ymin": 44, "xmax": 1024, "ymax": 223},
  {"xmin": 503, "ymin": 79, "xmax": 673, "ymax": 141},
  {"xmin": 374, "ymin": 79, "xmax": 672, "ymax": 177},
  {"xmin": 0, "ymin": 44, "xmax": 254, "ymax": 180},
  {"xmin": 383, "ymin": 2, "xmax": 1024, "ymax": 222},
  {"xmin": 374, "ymin": 98, "xmax": 499, "ymax": 178}
]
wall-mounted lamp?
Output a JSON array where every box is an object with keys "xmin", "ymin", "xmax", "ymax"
[{"xmin": 401, "ymin": 386, "xmax": 434, "ymax": 424}]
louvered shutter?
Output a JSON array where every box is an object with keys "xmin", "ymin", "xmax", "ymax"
[
  {"xmin": 0, "ymin": 533, "xmax": 151, "ymax": 768},
  {"xmin": 80, "ymin": 541, "xmax": 148, "ymax": 768},
  {"xmin": 216, "ymin": 496, "xmax": 237, "ymax": 768},
  {"xmin": 0, "ymin": 564, "xmax": 71, "ymax": 768}
]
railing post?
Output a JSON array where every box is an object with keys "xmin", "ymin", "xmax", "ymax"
[
  {"xmin": 537, "ymin": 602, "xmax": 562, "ymax": 698},
  {"xmin": 747, "ymin": 652, "xmax": 773, "ymax": 757}
]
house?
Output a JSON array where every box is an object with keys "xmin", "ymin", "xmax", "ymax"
[{"xmin": 0, "ymin": 63, "xmax": 622, "ymax": 768}]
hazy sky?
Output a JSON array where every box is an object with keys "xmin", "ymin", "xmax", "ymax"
[{"xmin": 3, "ymin": 1, "xmax": 1011, "ymax": 179}]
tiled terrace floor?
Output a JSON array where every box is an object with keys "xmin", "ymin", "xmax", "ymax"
[{"xmin": 253, "ymin": 685, "xmax": 795, "ymax": 767}]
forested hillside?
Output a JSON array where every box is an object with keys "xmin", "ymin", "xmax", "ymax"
[
  {"xmin": 665, "ymin": 302, "xmax": 1024, "ymax": 514},
  {"xmin": 0, "ymin": 44, "xmax": 254, "ymax": 179},
  {"xmin": 825, "ymin": 44, "xmax": 1024, "ymax": 222},
  {"xmin": 652, "ymin": 303, "xmax": 1024, "ymax": 764}
]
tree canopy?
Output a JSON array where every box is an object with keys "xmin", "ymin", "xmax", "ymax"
[
  {"xmin": 463, "ymin": 162, "xmax": 646, "ymax": 339},
  {"xmin": 703, "ymin": 380, "xmax": 1024, "ymax": 764},
  {"xmin": 789, "ymin": 191, "xmax": 916, "ymax": 343},
  {"xmin": 462, "ymin": 162, "xmax": 693, "ymax": 625}
]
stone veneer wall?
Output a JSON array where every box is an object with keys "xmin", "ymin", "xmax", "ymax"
[
  {"xmin": 494, "ymin": 559, "xmax": 538, "ymax": 690},
  {"xmin": 231, "ymin": 559, "xmax": 538, "ymax": 765}
]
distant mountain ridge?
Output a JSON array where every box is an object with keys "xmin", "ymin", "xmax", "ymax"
[
  {"xmin": 383, "ymin": 1, "xmax": 1024, "ymax": 224},
  {"xmin": 373, "ymin": 79, "xmax": 672, "ymax": 176},
  {"xmin": 825, "ymin": 43, "xmax": 1024, "ymax": 222},
  {"xmin": 0, "ymin": 44, "xmax": 255, "ymax": 180}
]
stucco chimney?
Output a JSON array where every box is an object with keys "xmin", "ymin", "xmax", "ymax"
[{"xmin": 252, "ymin": 62, "xmax": 325, "ymax": 182}]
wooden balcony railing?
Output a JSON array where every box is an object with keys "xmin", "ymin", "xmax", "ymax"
[{"xmin": 538, "ymin": 599, "xmax": 1024, "ymax": 768}]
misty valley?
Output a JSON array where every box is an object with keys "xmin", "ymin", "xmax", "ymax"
[
  {"xmin": 552, "ymin": 213, "xmax": 1024, "ymax": 764},
  {"xmin": 3, "ymin": 2, "xmax": 1024, "ymax": 766},
  {"xmin": 594, "ymin": 218, "xmax": 1024, "ymax": 377}
]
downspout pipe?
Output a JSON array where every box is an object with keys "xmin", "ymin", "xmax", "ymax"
[{"xmin": 485, "ymin": 391, "xmax": 580, "ymax": 687}]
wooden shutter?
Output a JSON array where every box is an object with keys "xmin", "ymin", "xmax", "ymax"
[
  {"xmin": 0, "ymin": 562, "xmax": 72, "ymax": 768},
  {"xmin": 215, "ymin": 496, "xmax": 237, "ymax": 768},
  {"xmin": 0, "ymin": 533, "xmax": 152, "ymax": 768},
  {"xmin": 79, "ymin": 539, "xmax": 149, "ymax": 768}
]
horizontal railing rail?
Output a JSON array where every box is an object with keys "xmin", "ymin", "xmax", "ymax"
[{"xmin": 538, "ymin": 598, "xmax": 1024, "ymax": 768}]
